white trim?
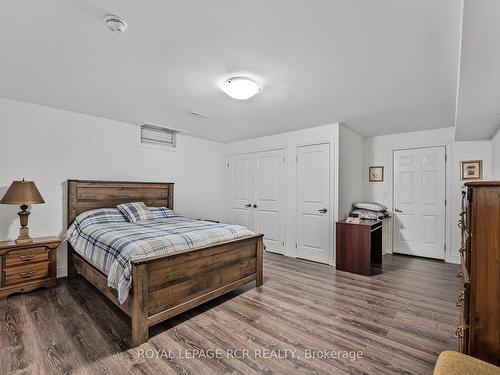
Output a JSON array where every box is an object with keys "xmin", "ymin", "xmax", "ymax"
[
  {"xmin": 225, "ymin": 145, "xmax": 287, "ymax": 158},
  {"xmin": 57, "ymin": 266, "xmax": 67, "ymax": 278}
]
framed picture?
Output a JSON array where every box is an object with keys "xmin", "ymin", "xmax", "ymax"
[
  {"xmin": 369, "ymin": 166, "xmax": 384, "ymax": 182},
  {"xmin": 460, "ymin": 160, "xmax": 482, "ymax": 180}
]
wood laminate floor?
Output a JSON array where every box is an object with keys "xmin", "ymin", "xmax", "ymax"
[{"xmin": 0, "ymin": 254, "xmax": 459, "ymax": 375}]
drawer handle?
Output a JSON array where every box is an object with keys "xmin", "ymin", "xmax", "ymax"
[
  {"xmin": 458, "ymin": 221, "xmax": 471, "ymax": 236},
  {"xmin": 455, "ymin": 325, "xmax": 464, "ymax": 338},
  {"xmin": 19, "ymin": 270, "xmax": 36, "ymax": 278},
  {"xmin": 20, "ymin": 254, "xmax": 36, "ymax": 261},
  {"xmin": 456, "ymin": 291, "xmax": 464, "ymax": 307}
]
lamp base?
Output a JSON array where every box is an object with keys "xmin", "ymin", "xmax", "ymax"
[
  {"xmin": 15, "ymin": 238, "xmax": 34, "ymax": 245},
  {"xmin": 16, "ymin": 224, "xmax": 33, "ymax": 244}
]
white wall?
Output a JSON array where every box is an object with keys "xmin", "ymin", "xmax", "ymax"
[
  {"xmin": 0, "ymin": 97, "xmax": 226, "ymax": 277},
  {"xmin": 225, "ymin": 124, "xmax": 339, "ymax": 264},
  {"xmin": 363, "ymin": 127, "xmax": 492, "ymax": 263},
  {"xmin": 492, "ymin": 127, "xmax": 500, "ymax": 179},
  {"xmin": 338, "ymin": 124, "xmax": 365, "ymax": 219}
]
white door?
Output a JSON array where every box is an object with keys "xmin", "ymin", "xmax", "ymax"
[
  {"xmin": 228, "ymin": 150, "xmax": 285, "ymax": 254},
  {"xmin": 296, "ymin": 143, "xmax": 330, "ymax": 263},
  {"xmin": 229, "ymin": 154, "xmax": 253, "ymax": 228},
  {"xmin": 393, "ymin": 146, "xmax": 446, "ymax": 259},
  {"xmin": 252, "ymin": 150, "xmax": 285, "ymax": 254}
]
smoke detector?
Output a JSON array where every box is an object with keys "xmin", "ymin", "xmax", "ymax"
[{"xmin": 104, "ymin": 15, "xmax": 128, "ymax": 33}]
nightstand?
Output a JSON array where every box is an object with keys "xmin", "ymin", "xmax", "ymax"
[{"xmin": 0, "ymin": 236, "xmax": 61, "ymax": 299}]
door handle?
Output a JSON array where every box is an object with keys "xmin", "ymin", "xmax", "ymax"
[
  {"xmin": 244, "ymin": 204, "xmax": 251, "ymax": 208},
  {"xmin": 253, "ymin": 204, "xmax": 258, "ymax": 208},
  {"xmin": 318, "ymin": 208, "xmax": 327, "ymax": 213},
  {"xmin": 394, "ymin": 208, "xmax": 402, "ymax": 213}
]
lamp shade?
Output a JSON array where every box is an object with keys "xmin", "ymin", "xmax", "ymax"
[{"xmin": 0, "ymin": 180, "xmax": 45, "ymax": 205}]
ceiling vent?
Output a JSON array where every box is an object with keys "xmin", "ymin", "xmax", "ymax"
[
  {"xmin": 104, "ymin": 15, "xmax": 128, "ymax": 33},
  {"xmin": 189, "ymin": 111, "xmax": 209, "ymax": 119}
]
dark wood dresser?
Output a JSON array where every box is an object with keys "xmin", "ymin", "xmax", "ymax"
[
  {"xmin": 458, "ymin": 181, "xmax": 500, "ymax": 365},
  {"xmin": 0, "ymin": 236, "xmax": 60, "ymax": 299},
  {"xmin": 336, "ymin": 219, "xmax": 383, "ymax": 276}
]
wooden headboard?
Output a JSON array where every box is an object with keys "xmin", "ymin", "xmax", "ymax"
[{"xmin": 67, "ymin": 180, "xmax": 174, "ymax": 227}]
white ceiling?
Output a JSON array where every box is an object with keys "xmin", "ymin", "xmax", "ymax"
[
  {"xmin": 455, "ymin": 0, "xmax": 500, "ymax": 140},
  {"xmin": 0, "ymin": 1, "xmax": 464, "ymax": 142}
]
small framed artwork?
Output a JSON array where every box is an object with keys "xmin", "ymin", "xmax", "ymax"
[
  {"xmin": 369, "ymin": 166, "xmax": 384, "ymax": 182},
  {"xmin": 461, "ymin": 160, "xmax": 482, "ymax": 180}
]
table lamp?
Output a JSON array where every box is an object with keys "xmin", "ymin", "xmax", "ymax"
[{"xmin": 0, "ymin": 179, "xmax": 45, "ymax": 244}]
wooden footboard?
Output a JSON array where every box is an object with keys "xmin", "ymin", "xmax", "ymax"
[
  {"xmin": 130, "ymin": 234, "xmax": 263, "ymax": 346},
  {"xmin": 69, "ymin": 234, "xmax": 264, "ymax": 347}
]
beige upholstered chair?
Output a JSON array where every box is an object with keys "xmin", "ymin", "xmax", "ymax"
[{"xmin": 434, "ymin": 351, "xmax": 500, "ymax": 375}]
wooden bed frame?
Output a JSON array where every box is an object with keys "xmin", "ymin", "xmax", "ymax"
[{"xmin": 67, "ymin": 180, "xmax": 263, "ymax": 346}]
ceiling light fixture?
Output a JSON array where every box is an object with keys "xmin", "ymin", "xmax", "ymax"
[
  {"xmin": 222, "ymin": 77, "xmax": 261, "ymax": 100},
  {"xmin": 104, "ymin": 14, "xmax": 128, "ymax": 33}
]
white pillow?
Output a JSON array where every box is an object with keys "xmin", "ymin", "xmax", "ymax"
[
  {"xmin": 351, "ymin": 209, "xmax": 384, "ymax": 220},
  {"xmin": 352, "ymin": 201, "xmax": 387, "ymax": 212}
]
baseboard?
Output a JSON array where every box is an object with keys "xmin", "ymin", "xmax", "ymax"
[{"xmin": 57, "ymin": 266, "xmax": 68, "ymax": 278}]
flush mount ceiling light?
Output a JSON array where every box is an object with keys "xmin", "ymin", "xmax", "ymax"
[
  {"xmin": 222, "ymin": 77, "xmax": 261, "ymax": 100},
  {"xmin": 104, "ymin": 14, "xmax": 128, "ymax": 33}
]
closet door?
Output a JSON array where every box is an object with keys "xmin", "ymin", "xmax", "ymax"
[
  {"xmin": 228, "ymin": 154, "xmax": 253, "ymax": 229},
  {"xmin": 252, "ymin": 150, "xmax": 285, "ymax": 254},
  {"xmin": 296, "ymin": 143, "xmax": 330, "ymax": 263}
]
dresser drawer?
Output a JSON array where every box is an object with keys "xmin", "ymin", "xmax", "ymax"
[
  {"xmin": 3, "ymin": 247, "xmax": 49, "ymax": 268},
  {"xmin": 2, "ymin": 262, "xmax": 50, "ymax": 286}
]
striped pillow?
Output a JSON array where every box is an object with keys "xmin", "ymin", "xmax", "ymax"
[
  {"xmin": 116, "ymin": 202, "xmax": 156, "ymax": 222},
  {"xmin": 150, "ymin": 207, "xmax": 180, "ymax": 219}
]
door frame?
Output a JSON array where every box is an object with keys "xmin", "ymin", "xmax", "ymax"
[
  {"xmin": 295, "ymin": 141, "xmax": 335, "ymax": 265},
  {"xmin": 391, "ymin": 144, "xmax": 451, "ymax": 262},
  {"xmin": 226, "ymin": 148, "xmax": 287, "ymax": 254}
]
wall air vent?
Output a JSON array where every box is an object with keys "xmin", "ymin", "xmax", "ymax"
[{"xmin": 140, "ymin": 124, "xmax": 178, "ymax": 149}]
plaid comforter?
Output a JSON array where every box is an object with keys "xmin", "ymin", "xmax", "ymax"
[{"xmin": 65, "ymin": 208, "xmax": 254, "ymax": 303}]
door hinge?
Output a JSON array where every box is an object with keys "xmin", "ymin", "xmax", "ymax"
[
  {"xmin": 282, "ymin": 241, "xmax": 285, "ymax": 246},
  {"xmin": 445, "ymin": 154, "xmax": 447, "ymax": 162},
  {"xmin": 227, "ymin": 162, "xmax": 229, "ymax": 168},
  {"xmin": 283, "ymin": 156, "xmax": 286, "ymax": 163},
  {"xmin": 295, "ymin": 243, "xmax": 298, "ymax": 248},
  {"xmin": 296, "ymin": 155, "xmax": 298, "ymax": 162},
  {"xmin": 445, "ymin": 199, "xmax": 447, "ymax": 206},
  {"xmin": 444, "ymin": 244, "xmax": 446, "ymax": 252}
]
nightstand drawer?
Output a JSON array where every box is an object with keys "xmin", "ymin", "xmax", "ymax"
[
  {"xmin": 3, "ymin": 262, "xmax": 50, "ymax": 286},
  {"xmin": 3, "ymin": 247, "xmax": 49, "ymax": 268}
]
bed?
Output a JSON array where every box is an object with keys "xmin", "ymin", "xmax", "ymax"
[{"xmin": 66, "ymin": 180, "xmax": 264, "ymax": 346}]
